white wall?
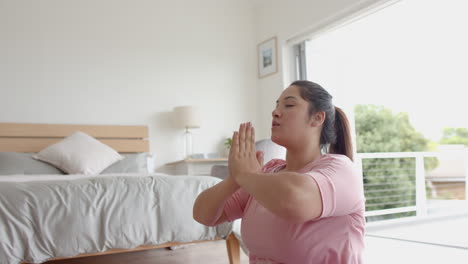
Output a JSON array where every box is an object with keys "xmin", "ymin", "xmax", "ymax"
[
  {"xmin": 0, "ymin": 0, "xmax": 257, "ymax": 171},
  {"xmin": 252, "ymin": 0, "xmax": 393, "ymax": 140}
]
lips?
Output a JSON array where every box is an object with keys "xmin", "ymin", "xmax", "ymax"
[{"xmin": 272, "ymin": 121, "xmax": 280, "ymax": 127}]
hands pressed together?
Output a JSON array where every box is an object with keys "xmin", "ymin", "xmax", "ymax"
[{"xmin": 228, "ymin": 122, "xmax": 264, "ymax": 185}]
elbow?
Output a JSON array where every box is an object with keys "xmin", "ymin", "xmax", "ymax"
[
  {"xmin": 205, "ymin": 222, "xmax": 218, "ymax": 227},
  {"xmin": 192, "ymin": 210, "xmax": 204, "ymax": 225},
  {"xmin": 192, "ymin": 200, "xmax": 218, "ymax": 227},
  {"xmin": 192, "ymin": 199, "xmax": 205, "ymax": 225},
  {"xmin": 194, "ymin": 218, "xmax": 217, "ymax": 227},
  {"xmin": 194, "ymin": 214, "xmax": 217, "ymax": 227},
  {"xmin": 193, "ymin": 212, "xmax": 213, "ymax": 227}
]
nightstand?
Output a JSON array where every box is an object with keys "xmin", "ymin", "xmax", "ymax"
[{"xmin": 165, "ymin": 158, "xmax": 228, "ymax": 176}]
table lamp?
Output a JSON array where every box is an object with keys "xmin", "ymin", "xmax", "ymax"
[{"xmin": 174, "ymin": 106, "xmax": 201, "ymax": 159}]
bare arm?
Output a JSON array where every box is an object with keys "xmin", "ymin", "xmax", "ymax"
[
  {"xmin": 192, "ymin": 176, "xmax": 239, "ymax": 226},
  {"xmin": 193, "ymin": 126, "xmax": 265, "ymax": 226},
  {"xmin": 237, "ymin": 171, "xmax": 322, "ymax": 223},
  {"xmin": 229, "ymin": 122, "xmax": 322, "ymax": 224}
]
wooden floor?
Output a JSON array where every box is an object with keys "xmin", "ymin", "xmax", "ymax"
[{"xmin": 45, "ymin": 240, "xmax": 249, "ymax": 264}]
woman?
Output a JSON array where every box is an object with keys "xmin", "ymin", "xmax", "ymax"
[{"xmin": 193, "ymin": 80, "xmax": 365, "ymax": 263}]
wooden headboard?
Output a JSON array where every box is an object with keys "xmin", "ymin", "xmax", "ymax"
[{"xmin": 0, "ymin": 123, "xmax": 149, "ymax": 153}]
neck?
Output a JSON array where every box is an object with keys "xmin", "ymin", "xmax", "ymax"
[{"xmin": 284, "ymin": 140, "xmax": 322, "ymax": 172}]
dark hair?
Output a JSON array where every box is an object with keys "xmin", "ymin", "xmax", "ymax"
[{"xmin": 291, "ymin": 80, "xmax": 354, "ymax": 161}]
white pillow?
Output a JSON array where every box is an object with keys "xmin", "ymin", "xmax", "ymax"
[{"xmin": 33, "ymin": 131, "xmax": 123, "ymax": 175}]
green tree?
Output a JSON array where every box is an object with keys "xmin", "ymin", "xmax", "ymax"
[
  {"xmin": 354, "ymin": 105, "xmax": 437, "ymax": 221},
  {"xmin": 355, "ymin": 105, "xmax": 431, "ymax": 153},
  {"xmin": 440, "ymin": 127, "xmax": 468, "ymax": 146}
]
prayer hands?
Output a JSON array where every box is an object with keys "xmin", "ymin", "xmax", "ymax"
[{"xmin": 228, "ymin": 122, "xmax": 264, "ymax": 184}]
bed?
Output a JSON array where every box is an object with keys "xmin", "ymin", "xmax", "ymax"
[{"xmin": 0, "ymin": 123, "xmax": 240, "ymax": 264}]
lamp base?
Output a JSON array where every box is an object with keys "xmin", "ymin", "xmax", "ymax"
[{"xmin": 184, "ymin": 128, "xmax": 193, "ymax": 159}]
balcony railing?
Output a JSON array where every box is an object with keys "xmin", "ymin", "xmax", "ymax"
[{"xmin": 355, "ymin": 148, "xmax": 468, "ymax": 221}]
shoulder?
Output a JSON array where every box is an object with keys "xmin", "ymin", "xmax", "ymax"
[
  {"xmin": 262, "ymin": 159, "xmax": 286, "ymax": 173},
  {"xmin": 305, "ymin": 154, "xmax": 356, "ymax": 175},
  {"xmin": 321, "ymin": 154, "xmax": 354, "ymax": 167}
]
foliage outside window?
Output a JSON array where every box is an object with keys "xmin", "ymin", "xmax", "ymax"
[{"xmin": 355, "ymin": 105, "xmax": 438, "ymax": 221}]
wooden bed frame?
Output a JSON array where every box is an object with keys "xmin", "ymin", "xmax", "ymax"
[{"xmin": 0, "ymin": 122, "xmax": 240, "ymax": 264}]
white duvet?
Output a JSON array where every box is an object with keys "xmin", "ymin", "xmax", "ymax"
[{"xmin": 0, "ymin": 173, "xmax": 232, "ymax": 264}]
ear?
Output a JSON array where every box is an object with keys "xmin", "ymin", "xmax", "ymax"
[{"xmin": 311, "ymin": 111, "xmax": 326, "ymax": 127}]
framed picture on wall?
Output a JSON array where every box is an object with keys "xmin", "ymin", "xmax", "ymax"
[{"xmin": 257, "ymin": 36, "xmax": 278, "ymax": 78}]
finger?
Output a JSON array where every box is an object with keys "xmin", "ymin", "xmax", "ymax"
[
  {"xmin": 256, "ymin": 151, "xmax": 264, "ymax": 167},
  {"xmin": 231, "ymin": 131, "xmax": 239, "ymax": 155},
  {"xmin": 245, "ymin": 122, "xmax": 252, "ymax": 154},
  {"xmin": 228, "ymin": 133, "xmax": 234, "ymax": 159},
  {"xmin": 239, "ymin": 123, "xmax": 246, "ymax": 153},
  {"xmin": 250, "ymin": 125, "xmax": 256, "ymax": 153}
]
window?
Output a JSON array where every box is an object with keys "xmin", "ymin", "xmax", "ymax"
[
  {"xmin": 293, "ymin": 0, "xmax": 468, "ymax": 221},
  {"xmin": 295, "ymin": 0, "xmax": 467, "ymax": 148}
]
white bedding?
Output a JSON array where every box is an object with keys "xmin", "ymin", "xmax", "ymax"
[
  {"xmin": 0, "ymin": 173, "xmax": 149, "ymax": 182},
  {"xmin": 0, "ymin": 173, "xmax": 233, "ymax": 264}
]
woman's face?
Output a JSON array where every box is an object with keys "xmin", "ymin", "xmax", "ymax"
[{"xmin": 271, "ymin": 85, "xmax": 314, "ymax": 148}]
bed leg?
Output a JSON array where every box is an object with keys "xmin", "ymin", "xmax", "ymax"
[{"xmin": 226, "ymin": 233, "xmax": 240, "ymax": 264}]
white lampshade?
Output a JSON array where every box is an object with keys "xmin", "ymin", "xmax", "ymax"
[{"xmin": 174, "ymin": 106, "xmax": 201, "ymax": 129}]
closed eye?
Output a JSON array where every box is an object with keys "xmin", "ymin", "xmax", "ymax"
[{"xmin": 285, "ymin": 105, "xmax": 295, "ymax": 107}]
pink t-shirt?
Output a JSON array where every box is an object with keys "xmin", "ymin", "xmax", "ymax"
[{"xmin": 223, "ymin": 154, "xmax": 365, "ymax": 264}]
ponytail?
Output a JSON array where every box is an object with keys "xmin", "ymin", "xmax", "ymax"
[
  {"xmin": 329, "ymin": 107, "xmax": 354, "ymax": 161},
  {"xmin": 293, "ymin": 80, "xmax": 354, "ymax": 161}
]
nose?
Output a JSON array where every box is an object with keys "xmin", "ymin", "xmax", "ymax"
[{"xmin": 272, "ymin": 106, "xmax": 280, "ymax": 118}]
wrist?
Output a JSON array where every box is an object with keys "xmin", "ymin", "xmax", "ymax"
[
  {"xmin": 224, "ymin": 176, "xmax": 240, "ymax": 191},
  {"xmin": 236, "ymin": 171, "xmax": 255, "ymax": 187}
]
